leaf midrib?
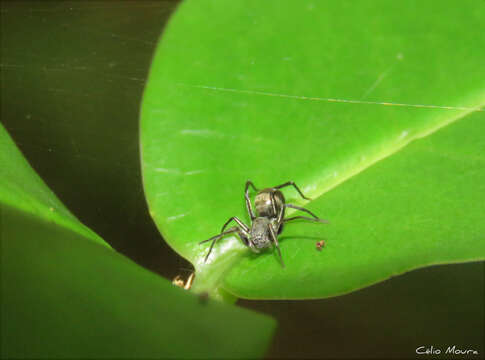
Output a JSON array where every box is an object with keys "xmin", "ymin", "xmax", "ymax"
[{"xmin": 298, "ymin": 96, "xmax": 485, "ymax": 210}]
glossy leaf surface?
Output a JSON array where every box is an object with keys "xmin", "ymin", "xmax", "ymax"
[
  {"xmin": 140, "ymin": 0, "xmax": 485, "ymax": 299},
  {"xmin": 1, "ymin": 124, "xmax": 275, "ymax": 358}
]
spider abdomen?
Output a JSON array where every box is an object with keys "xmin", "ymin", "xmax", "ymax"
[{"xmin": 254, "ymin": 188, "xmax": 285, "ymax": 218}]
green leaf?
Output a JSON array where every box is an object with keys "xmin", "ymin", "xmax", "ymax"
[
  {"xmin": 0, "ymin": 0, "xmax": 184, "ymax": 271},
  {"xmin": 1, "ymin": 125, "xmax": 276, "ymax": 358},
  {"xmin": 140, "ymin": 0, "xmax": 485, "ymax": 299},
  {"xmin": 0, "ymin": 124, "xmax": 107, "ymax": 248}
]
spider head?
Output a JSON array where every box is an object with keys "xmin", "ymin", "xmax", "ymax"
[{"xmin": 249, "ymin": 217, "xmax": 273, "ymax": 250}]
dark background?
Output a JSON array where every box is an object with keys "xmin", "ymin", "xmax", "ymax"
[{"xmin": 1, "ymin": 1, "xmax": 483, "ymax": 358}]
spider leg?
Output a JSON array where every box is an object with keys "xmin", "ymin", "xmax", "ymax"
[
  {"xmin": 199, "ymin": 228, "xmax": 238, "ymax": 244},
  {"xmin": 220, "ymin": 216, "xmax": 250, "ymax": 233},
  {"xmin": 245, "ymin": 180, "xmax": 258, "ymax": 220},
  {"xmin": 268, "ymin": 223, "xmax": 285, "ymax": 268},
  {"xmin": 284, "ymin": 216, "xmax": 328, "ymax": 224},
  {"xmin": 200, "ymin": 216, "xmax": 251, "ymax": 262},
  {"xmin": 270, "ymin": 191, "xmax": 277, "ymax": 217},
  {"xmin": 272, "ymin": 191, "xmax": 285, "ymax": 232},
  {"xmin": 200, "ymin": 227, "xmax": 239, "ymax": 263},
  {"xmin": 273, "ymin": 181, "xmax": 311, "ymax": 200},
  {"xmin": 285, "ymin": 203, "xmax": 327, "ymax": 222}
]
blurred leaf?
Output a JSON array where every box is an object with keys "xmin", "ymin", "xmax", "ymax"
[
  {"xmin": 0, "ymin": 1, "xmax": 183, "ymax": 277},
  {"xmin": 140, "ymin": 0, "xmax": 485, "ymax": 299},
  {"xmin": 1, "ymin": 125, "xmax": 275, "ymax": 358},
  {"xmin": 0, "ymin": 124, "xmax": 106, "ymax": 247}
]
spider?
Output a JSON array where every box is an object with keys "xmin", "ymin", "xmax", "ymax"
[{"xmin": 200, "ymin": 180, "xmax": 327, "ymax": 267}]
